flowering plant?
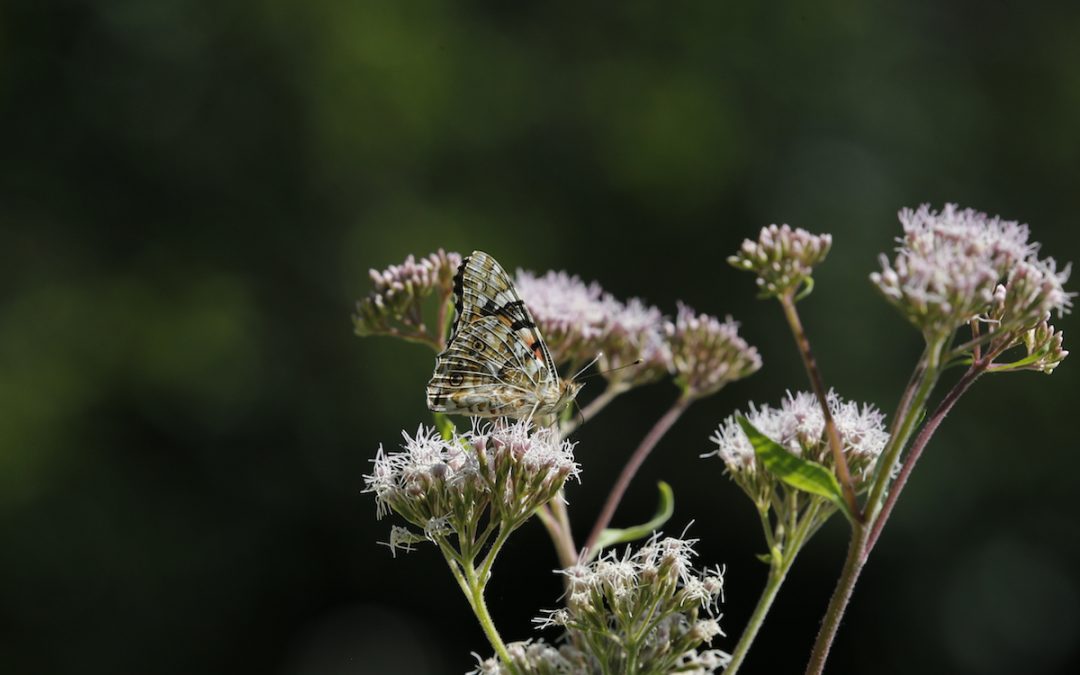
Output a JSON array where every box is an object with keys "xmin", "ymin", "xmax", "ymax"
[{"xmin": 356, "ymin": 204, "xmax": 1070, "ymax": 673}]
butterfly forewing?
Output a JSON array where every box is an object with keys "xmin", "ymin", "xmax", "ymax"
[{"xmin": 427, "ymin": 250, "xmax": 573, "ymax": 418}]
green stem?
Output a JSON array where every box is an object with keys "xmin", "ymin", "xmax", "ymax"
[
  {"xmin": 778, "ymin": 294, "xmax": 859, "ymax": 519},
  {"xmin": 470, "ymin": 527, "xmax": 521, "ymax": 673},
  {"xmin": 864, "ymin": 338, "xmax": 946, "ymax": 521},
  {"xmin": 727, "ymin": 498, "xmax": 823, "ymax": 674},
  {"xmin": 725, "ymin": 564, "xmax": 791, "ymax": 675},
  {"xmin": 466, "ymin": 566, "xmax": 516, "ymax": 671}
]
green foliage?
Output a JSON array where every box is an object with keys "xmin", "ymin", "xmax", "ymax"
[
  {"xmin": 737, "ymin": 416, "xmax": 853, "ymax": 523},
  {"xmin": 592, "ymin": 481, "xmax": 675, "ymax": 555}
]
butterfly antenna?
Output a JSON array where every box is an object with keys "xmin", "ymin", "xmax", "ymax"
[
  {"xmin": 579, "ymin": 357, "xmax": 645, "ymax": 381},
  {"xmin": 571, "ymin": 352, "xmax": 605, "ymax": 381}
]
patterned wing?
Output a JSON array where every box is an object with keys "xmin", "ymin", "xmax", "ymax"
[
  {"xmin": 449, "ymin": 251, "xmax": 560, "ymax": 388},
  {"xmin": 427, "ymin": 250, "xmax": 560, "ymax": 416},
  {"xmin": 427, "ymin": 316, "xmax": 540, "ymax": 415}
]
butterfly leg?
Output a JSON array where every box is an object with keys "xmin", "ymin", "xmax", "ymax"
[{"xmin": 525, "ymin": 399, "xmax": 542, "ymax": 429}]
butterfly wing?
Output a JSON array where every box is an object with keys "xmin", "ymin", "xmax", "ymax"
[{"xmin": 427, "ymin": 251, "xmax": 561, "ymax": 417}]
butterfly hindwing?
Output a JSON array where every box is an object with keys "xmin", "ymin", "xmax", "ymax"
[{"xmin": 427, "ymin": 316, "xmax": 538, "ymax": 415}]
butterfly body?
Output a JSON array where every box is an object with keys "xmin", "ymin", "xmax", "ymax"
[{"xmin": 427, "ymin": 251, "xmax": 582, "ymax": 419}]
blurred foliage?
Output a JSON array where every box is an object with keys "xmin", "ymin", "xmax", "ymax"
[{"xmin": 1, "ymin": 0, "xmax": 1078, "ymax": 673}]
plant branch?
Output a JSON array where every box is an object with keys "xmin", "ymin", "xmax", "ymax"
[
  {"xmin": 804, "ymin": 338, "xmax": 946, "ymax": 675},
  {"xmin": 584, "ymin": 394, "xmax": 693, "ymax": 553},
  {"xmin": 804, "ymin": 523, "xmax": 869, "ymax": 675},
  {"xmin": 779, "ymin": 294, "xmax": 860, "ymax": 519},
  {"xmin": 864, "ymin": 363, "xmax": 985, "ymax": 556},
  {"xmin": 549, "ymin": 494, "xmax": 579, "ymax": 567},
  {"xmin": 727, "ymin": 498, "xmax": 824, "ymax": 674}
]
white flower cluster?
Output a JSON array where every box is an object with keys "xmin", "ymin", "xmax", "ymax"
[
  {"xmin": 728, "ymin": 224, "xmax": 833, "ymax": 298},
  {"xmin": 871, "ymin": 204, "xmax": 1071, "ymax": 339},
  {"xmin": 666, "ymin": 303, "xmax": 762, "ymax": 399},
  {"xmin": 364, "ymin": 420, "xmax": 578, "ymax": 552},
  {"xmin": 525, "ymin": 534, "xmax": 728, "ymax": 674},
  {"xmin": 472, "ymin": 639, "xmax": 587, "ymax": 675},
  {"xmin": 709, "ymin": 390, "xmax": 888, "ymax": 489}
]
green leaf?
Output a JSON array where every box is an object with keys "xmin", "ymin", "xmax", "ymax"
[
  {"xmin": 591, "ymin": 482, "xmax": 675, "ymax": 557},
  {"xmin": 433, "ymin": 412, "xmax": 456, "ymax": 441},
  {"xmin": 736, "ymin": 416, "xmax": 853, "ymax": 523}
]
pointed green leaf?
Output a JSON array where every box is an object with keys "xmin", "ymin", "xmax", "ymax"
[
  {"xmin": 591, "ymin": 482, "xmax": 675, "ymax": 557},
  {"xmin": 737, "ymin": 416, "xmax": 853, "ymax": 522}
]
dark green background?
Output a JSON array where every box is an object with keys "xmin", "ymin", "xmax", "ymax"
[{"xmin": 2, "ymin": 1, "xmax": 1078, "ymax": 673}]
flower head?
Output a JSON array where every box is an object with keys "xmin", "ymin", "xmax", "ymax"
[
  {"xmin": 530, "ymin": 534, "xmax": 728, "ymax": 674},
  {"xmin": 514, "ymin": 269, "xmax": 615, "ymax": 367},
  {"xmin": 515, "ymin": 268, "xmax": 673, "ymax": 387},
  {"xmin": 364, "ymin": 420, "xmax": 578, "ymax": 546},
  {"xmin": 729, "ymin": 224, "xmax": 832, "ymax": 299},
  {"xmin": 598, "ymin": 298, "xmax": 674, "ymax": 388},
  {"xmin": 708, "ymin": 390, "xmax": 888, "ymax": 495},
  {"xmin": 871, "ymin": 204, "xmax": 1071, "ymax": 339},
  {"xmin": 354, "ymin": 249, "xmax": 461, "ymax": 347},
  {"xmin": 666, "ymin": 304, "xmax": 762, "ymax": 399}
]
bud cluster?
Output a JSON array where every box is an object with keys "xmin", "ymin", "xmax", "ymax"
[
  {"xmin": 353, "ymin": 249, "xmax": 461, "ymax": 346},
  {"xmin": 728, "ymin": 224, "xmax": 833, "ymax": 298},
  {"xmin": 666, "ymin": 304, "xmax": 762, "ymax": 399}
]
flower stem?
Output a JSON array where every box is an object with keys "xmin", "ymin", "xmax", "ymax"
[
  {"xmin": 584, "ymin": 394, "xmax": 693, "ymax": 553},
  {"xmin": 864, "ymin": 339, "xmax": 946, "ymax": 520},
  {"xmin": 778, "ymin": 294, "xmax": 859, "ymax": 519},
  {"xmin": 534, "ymin": 505, "xmax": 572, "ymax": 566},
  {"xmin": 725, "ymin": 563, "xmax": 791, "ymax": 674},
  {"xmin": 470, "ymin": 527, "xmax": 522, "ymax": 673},
  {"xmin": 804, "ymin": 522, "xmax": 869, "ymax": 675},
  {"xmin": 804, "ymin": 339, "xmax": 946, "ymax": 675},
  {"xmin": 728, "ymin": 497, "xmax": 824, "ymax": 673},
  {"xmin": 467, "ymin": 568, "xmax": 516, "ymax": 672},
  {"xmin": 864, "ymin": 363, "xmax": 985, "ymax": 556},
  {"xmin": 550, "ymin": 495, "xmax": 579, "ymax": 567}
]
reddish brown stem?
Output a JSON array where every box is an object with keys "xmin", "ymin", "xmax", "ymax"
[
  {"xmin": 584, "ymin": 394, "xmax": 693, "ymax": 553},
  {"xmin": 779, "ymin": 294, "xmax": 860, "ymax": 519},
  {"xmin": 863, "ymin": 364, "xmax": 985, "ymax": 557}
]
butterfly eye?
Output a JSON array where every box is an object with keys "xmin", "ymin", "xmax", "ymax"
[{"xmin": 449, "ymin": 373, "xmax": 464, "ymax": 386}]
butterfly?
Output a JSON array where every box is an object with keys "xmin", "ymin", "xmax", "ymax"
[{"xmin": 426, "ymin": 250, "xmax": 583, "ymax": 420}]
